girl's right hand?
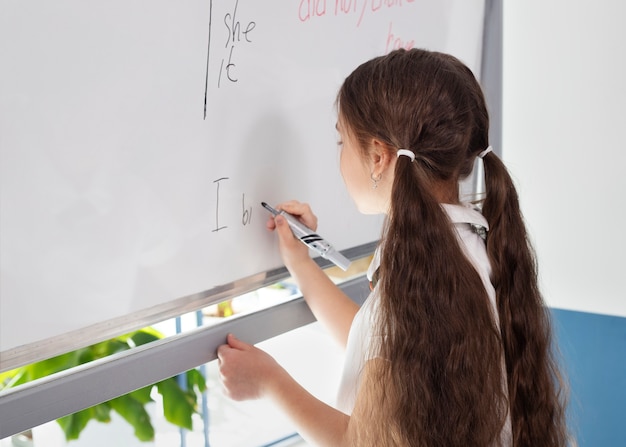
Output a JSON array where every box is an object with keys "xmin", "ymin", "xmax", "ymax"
[{"xmin": 266, "ymin": 200, "xmax": 318, "ymax": 271}]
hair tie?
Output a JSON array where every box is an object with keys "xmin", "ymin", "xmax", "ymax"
[
  {"xmin": 478, "ymin": 146, "xmax": 493, "ymax": 159},
  {"xmin": 397, "ymin": 149, "xmax": 416, "ymax": 162}
]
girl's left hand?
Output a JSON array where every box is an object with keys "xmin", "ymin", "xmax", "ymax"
[{"xmin": 217, "ymin": 333, "xmax": 283, "ymax": 401}]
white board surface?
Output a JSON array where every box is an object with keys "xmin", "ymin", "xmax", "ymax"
[{"xmin": 0, "ymin": 0, "xmax": 485, "ymax": 357}]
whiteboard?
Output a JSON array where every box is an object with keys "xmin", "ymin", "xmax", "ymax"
[{"xmin": 0, "ymin": 0, "xmax": 485, "ymax": 358}]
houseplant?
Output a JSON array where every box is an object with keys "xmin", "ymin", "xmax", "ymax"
[{"xmin": 0, "ymin": 327, "xmax": 206, "ymax": 442}]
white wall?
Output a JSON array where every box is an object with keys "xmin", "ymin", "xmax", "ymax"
[{"xmin": 503, "ymin": 1, "xmax": 626, "ymax": 317}]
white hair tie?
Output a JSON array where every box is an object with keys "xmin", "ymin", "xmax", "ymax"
[
  {"xmin": 397, "ymin": 149, "xmax": 416, "ymax": 162},
  {"xmin": 478, "ymin": 146, "xmax": 493, "ymax": 159}
]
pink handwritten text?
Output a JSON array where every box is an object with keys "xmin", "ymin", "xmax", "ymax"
[
  {"xmin": 299, "ymin": 0, "xmax": 415, "ymax": 28},
  {"xmin": 385, "ymin": 21, "xmax": 415, "ymax": 52}
]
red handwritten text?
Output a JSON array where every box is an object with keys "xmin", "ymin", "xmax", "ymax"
[
  {"xmin": 299, "ymin": 0, "xmax": 415, "ymax": 28},
  {"xmin": 385, "ymin": 21, "xmax": 415, "ymax": 52}
]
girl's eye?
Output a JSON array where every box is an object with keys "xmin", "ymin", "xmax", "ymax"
[{"xmin": 337, "ymin": 140, "xmax": 343, "ymax": 146}]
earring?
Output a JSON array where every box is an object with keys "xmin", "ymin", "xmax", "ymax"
[{"xmin": 370, "ymin": 172, "xmax": 382, "ymax": 189}]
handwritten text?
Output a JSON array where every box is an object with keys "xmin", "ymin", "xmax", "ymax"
[
  {"xmin": 298, "ymin": 0, "xmax": 416, "ymax": 28},
  {"xmin": 204, "ymin": 0, "xmax": 258, "ymax": 119},
  {"xmin": 211, "ymin": 177, "xmax": 254, "ymax": 233}
]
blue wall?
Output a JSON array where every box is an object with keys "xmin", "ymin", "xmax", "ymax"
[{"xmin": 551, "ymin": 308, "xmax": 626, "ymax": 446}]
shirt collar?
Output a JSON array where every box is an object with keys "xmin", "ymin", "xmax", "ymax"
[{"xmin": 440, "ymin": 203, "xmax": 489, "ymax": 230}]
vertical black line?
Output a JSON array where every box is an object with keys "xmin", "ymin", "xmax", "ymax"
[
  {"xmin": 215, "ymin": 178, "xmax": 220, "ymax": 230},
  {"xmin": 203, "ymin": 0, "xmax": 213, "ymax": 120},
  {"xmin": 218, "ymin": 58, "xmax": 224, "ymax": 88}
]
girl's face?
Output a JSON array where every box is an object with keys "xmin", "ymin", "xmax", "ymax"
[{"xmin": 337, "ymin": 120, "xmax": 385, "ymax": 215}]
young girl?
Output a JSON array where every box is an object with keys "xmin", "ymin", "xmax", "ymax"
[{"xmin": 217, "ymin": 48, "xmax": 568, "ymax": 446}]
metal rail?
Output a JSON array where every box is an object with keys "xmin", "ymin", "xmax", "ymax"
[{"xmin": 0, "ymin": 274, "xmax": 371, "ymax": 440}]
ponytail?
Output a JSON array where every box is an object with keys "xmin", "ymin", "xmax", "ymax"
[
  {"xmin": 364, "ymin": 155, "xmax": 508, "ymax": 446},
  {"xmin": 481, "ymin": 152, "xmax": 568, "ymax": 446}
]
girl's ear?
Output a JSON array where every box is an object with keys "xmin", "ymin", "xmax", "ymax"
[{"xmin": 369, "ymin": 139, "xmax": 395, "ymax": 178}]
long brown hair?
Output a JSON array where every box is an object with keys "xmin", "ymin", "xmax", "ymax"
[{"xmin": 338, "ymin": 49, "xmax": 567, "ymax": 446}]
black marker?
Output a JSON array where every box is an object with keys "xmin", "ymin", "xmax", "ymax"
[{"xmin": 261, "ymin": 202, "xmax": 351, "ymax": 271}]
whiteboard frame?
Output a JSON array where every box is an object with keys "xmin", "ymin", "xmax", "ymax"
[{"xmin": 0, "ymin": 275, "xmax": 371, "ymax": 440}]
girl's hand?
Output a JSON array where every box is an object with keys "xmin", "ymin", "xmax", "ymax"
[
  {"xmin": 217, "ymin": 334, "xmax": 283, "ymax": 401},
  {"xmin": 265, "ymin": 201, "xmax": 319, "ymax": 271}
]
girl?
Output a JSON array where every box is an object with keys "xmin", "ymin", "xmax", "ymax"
[{"xmin": 217, "ymin": 48, "xmax": 568, "ymax": 446}]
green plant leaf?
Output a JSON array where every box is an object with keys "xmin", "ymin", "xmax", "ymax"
[
  {"xmin": 186, "ymin": 368, "xmax": 207, "ymax": 393},
  {"xmin": 26, "ymin": 351, "xmax": 81, "ymax": 381},
  {"xmin": 57, "ymin": 408, "xmax": 95, "ymax": 441},
  {"xmin": 129, "ymin": 328, "xmax": 163, "ymax": 347},
  {"xmin": 93, "ymin": 402, "xmax": 113, "ymax": 423},
  {"xmin": 109, "ymin": 394, "xmax": 155, "ymax": 442},
  {"xmin": 0, "ymin": 368, "xmax": 27, "ymax": 390},
  {"xmin": 91, "ymin": 339, "xmax": 130, "ymax": 359},
  {"xmin": 0, "ymin": 326, "xmax": 205, "ymax": 443},
  {"xmin": 157, "ymin": 377, "xmax": 194, "ymax": 430},
  {"xmin": 129, "ymin": 385, "xmax": 155, "ymax": 405}
]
